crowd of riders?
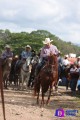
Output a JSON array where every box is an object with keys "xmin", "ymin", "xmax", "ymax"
[{"xmin": 0, "ymin": 38, "xmax": 80, "ymax": 94}]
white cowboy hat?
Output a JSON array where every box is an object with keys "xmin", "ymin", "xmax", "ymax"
[
  {"xmin": 42, "ymin": 38, "xmax": 53, "ymax": 44},
  {"xmin": 77, "ymin": 56, "xmax": 80, "ymax": 59},
  {"xmin": 15, "ymin": 55, "xmax": 19, "ymax": 58},
  {"xmin": 64, "ymin": 54, "xmax": 69, "ymax": 58},
  {"xmin": 25, "ymin": 45, "xmax": 31, "ymax": 49},
  {"xmin": 5, "ymin": 44, "xmax": 11, "ymax": 48}
]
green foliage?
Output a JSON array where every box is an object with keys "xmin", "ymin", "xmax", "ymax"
[{"xmin": 0, "ymin": 29, "xmax": 80, "ymax": 56}]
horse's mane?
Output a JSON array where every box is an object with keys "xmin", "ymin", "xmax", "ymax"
[
  {"xmin": 1, "ymin": 58, "xmax": 12, "ymax": 71},
  {"xmin": 48, "ymin": 54, "xmax": 58, "ymax": 65}
]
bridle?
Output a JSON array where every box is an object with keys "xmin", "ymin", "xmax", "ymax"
[
  {"xmin": 21, "ymin": 58, "xmax": 31, "ymax": 73},
  {"xmin": 0, "ymin": 58, "xmax": 6, "ymax": 120}
]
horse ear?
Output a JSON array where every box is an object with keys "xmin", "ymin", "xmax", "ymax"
[{"xmin": 50, "ymin": 52, "xmax": 53, "ymax": 56}]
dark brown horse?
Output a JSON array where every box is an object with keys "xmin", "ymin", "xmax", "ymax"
[{"xmin": 34, "ymin": 54, "xmax": 58, "ymax": 105}]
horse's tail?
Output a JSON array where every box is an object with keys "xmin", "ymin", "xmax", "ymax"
[{"xmin": 34, "ymin": 76, "xmax": 40, "ymax": 96}]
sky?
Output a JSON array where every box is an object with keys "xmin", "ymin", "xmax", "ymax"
[{"xmin": 0, "ymin": 0, "xmax": 80, "ymax": 44}]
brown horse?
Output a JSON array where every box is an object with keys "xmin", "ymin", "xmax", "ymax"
[
  {"xmin": 34, "ymin": 54, "xmax": 58, "ymax": 105},
  {"xmin": 2, "ymin": 58, "xmax": 12, "ymax": 88}
]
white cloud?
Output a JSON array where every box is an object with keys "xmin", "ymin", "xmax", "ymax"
[{"xmin": 0, "ymin": 0, "xmax": 80, "ymax": 44}]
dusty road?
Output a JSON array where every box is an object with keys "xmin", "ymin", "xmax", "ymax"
[{"xmin": 0, "ymin": 86, "xmax": 80, "ymax": 120}]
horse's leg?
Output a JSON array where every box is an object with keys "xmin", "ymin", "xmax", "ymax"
[
  {"xmin": 26, "ymin": 73, "xmax": 30, "ymax": 90},
  {"xmin": 3, "ymin": 73, "xmax": 6, "ymax": 88},
  {"xmin": 15, "ymin": 74, "xmax": 18, "ymax": 90},
  {"xmin": 27, "ymin": 72, "xmax": 32, "ymax": 87},
  {"xmin": 55, "ymin": 82, "xmax": 58, "ymax": 92},
  {"xmin": 46, "ymin": 86, "xmax": 52, "ymax": 105},
  {"xmin": 5, "ymin": 78, "xmax": 8, "ymax": 89},
  {"xmin": 36, "ymin": 83, "xmax": 40, "ymax": 104},
  {"xmin": 21, "ymin": 75, "xmax": 24, "ymax": 90},
  {"xmin": 37, "ymin": 91, "xmax": 40, "ymax": 104},
  {"xmin": 41, "ymin": 89, "xmax": 45, "ymax": 106},
  {"xmin": 3, "ymin": 74, "xmax": 7, "ymax": 89},
  {"xmin": 17, "ymin": 75, "xmax": 20, "ymax": 90},
  {"xmin": 54, "ymin": 77, "xmax": 59, "ymax": 93}
]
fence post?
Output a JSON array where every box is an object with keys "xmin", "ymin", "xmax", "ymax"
[{"xmin": 0, "ymin": 58, "xmax": 6, "ymax": 120}]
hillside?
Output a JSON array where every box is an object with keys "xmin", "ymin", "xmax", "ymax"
[{"xmin": 0, "ymin": 29, "xmax": 80, "ymax": 56}]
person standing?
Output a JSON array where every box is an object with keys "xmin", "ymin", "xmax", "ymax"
[{"xmin": 70, "ymin": 64, "xmax": 79, "ymax": 94}]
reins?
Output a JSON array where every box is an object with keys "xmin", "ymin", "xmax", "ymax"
[{"xmin": 0, "ymin": 58, "xmax": 6, "ymax": 120}]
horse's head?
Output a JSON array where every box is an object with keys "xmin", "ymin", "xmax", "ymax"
[
  {"xmin": 31, "ymin": 56, "xmax": 39, "ymax": 65},
  {"xmin": 24, "ymin": 57, "xmax": 32, "ymax": 72},
  {"xmin": 2, "ymin": 57, "xmax": 12, "ymax": 68},
  {"xmin": 45, "ymin": 54, "xmax": 58, "ymax": 74},
  {"xmin": 2, "ymin": 57, "xmax": 12, "ymax": 73},
  {"xmin": 26, "ymin": 57, "xmax": 31, "ymax": 66},
  {"xmin": 21, "ymin": 57, "xmax": 32, "ymax": 73},
  {"xmin": 7, "ymin": 57, "xmax": 13, "ymax": 67},
  {"xmin": 48, "ymin": 54, "xmax": 57, "ymax": 65}
]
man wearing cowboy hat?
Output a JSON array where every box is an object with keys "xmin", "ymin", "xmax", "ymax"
[
  {"xmin": 40, "ymin": 38, "xmax": 59, "ymax": 58},
  {"xmin": 1, "ymin": 44, "xmax": 13, "ymax": 59},
  {"xmin": 21, "ymin": 45, "xmax": 32, "ymax": 60},
  {"xmin": 36, "ymin": 38, "xmax": 59, "ymax": 74}
]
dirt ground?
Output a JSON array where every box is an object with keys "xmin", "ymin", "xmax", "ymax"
[{"xmin": 0, "ymin": 86, "xmax": 80, "ymax": 120}]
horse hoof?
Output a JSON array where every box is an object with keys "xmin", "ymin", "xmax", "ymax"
[{"xmin": 46, "ymin": 100, "xmax": 49, "ymax": 105}]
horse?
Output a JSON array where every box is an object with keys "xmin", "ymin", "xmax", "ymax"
[
  {"xmin": 20, "ymin": 57, "xmax": 32, "ymax": 90},
  {"xmin": 28, "ymin": 55, "xmax": 39, "ymax": 88},
  {"xmin": 34, "ymin": 54, "xmax": 58, "ymax": 105},
  {"xmin": 2, "ymin": 57, "xmax": 12, "ymax": 88},
  {"xmin": 9, "ymin": 57, "xmax": 19, "ymax": 86}
]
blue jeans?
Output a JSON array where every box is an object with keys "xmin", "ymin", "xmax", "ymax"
[
  {"xmin": 36, "ymin": 60, "xmax": 46, "ymax": 75},
  {"xmin": 70, "ymin": 78, "xmax": 77, "ymax": 91}
]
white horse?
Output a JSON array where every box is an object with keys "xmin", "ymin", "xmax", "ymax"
[{"xmin": 21, "ymin": 57, "xmax": 32, "ymax": 90}]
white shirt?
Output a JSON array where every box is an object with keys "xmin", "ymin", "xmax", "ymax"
[
  {"xmin": 70, "ymin": 67, "xmax": 79, "ymax": 73},
  {"xmin": 62, "ymin": 59, "xmax": 70, "ymax": 66}
]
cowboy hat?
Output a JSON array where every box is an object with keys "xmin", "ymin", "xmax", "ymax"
[
  {"xmin": 5, "ymin": 44, "xmax": 11, "ymax": 48},
  {"xmin": 42, "ymin": 38, "xmax": 53, "ymax": 44},
  {"xmin": 15, "ymin": 55, "xmax": 19, "ymax": 58},
  {"xmin": 64, "ymin": 54, "xmax": 69, "ymax": 58},
  {"xmin": 25, "ymin": 45, "xmax": 31, "ymax": 49}
]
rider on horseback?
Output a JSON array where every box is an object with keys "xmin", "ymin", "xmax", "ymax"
[
  {"xmin": 1, "ymin": 45, "xmax": 13, "ymax": 59},
  {"xmin": 36, "ymin": 38, "xmax": 59, "ymax": 75},
  {"xmin": 21, "ymin": 45, "xmax": 32, "ymax": 60}
]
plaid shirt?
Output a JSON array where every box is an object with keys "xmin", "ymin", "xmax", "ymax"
[
  {"xmin": 40, "ymin": 44, "xmax": 59, "ymax": 58},
  {"xmin": 1, "ymin": 50, "xmax": 13, "ymax": 59}
]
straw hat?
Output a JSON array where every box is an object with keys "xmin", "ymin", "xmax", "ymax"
[
  {"xmin": 25, "ymin": 45, "xmax": 31, "ymax": 49},
  {"xmin": 15, "ymin": 55, "xmax": 19, "ymax": 58},
  {"xmin": 42, "ymin": 38, "xmax": 53, "ymax": 44},
  {"xmin": 77, "ymin": 56, "xmax": 80, "ymax": 59},
  {"xmin": 5, "ymin": 44, "xmax": 11, "ymax": 49},
  {"xmin": 64, "ymin": 54, "xmax": 69, "ymax": 58}
]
